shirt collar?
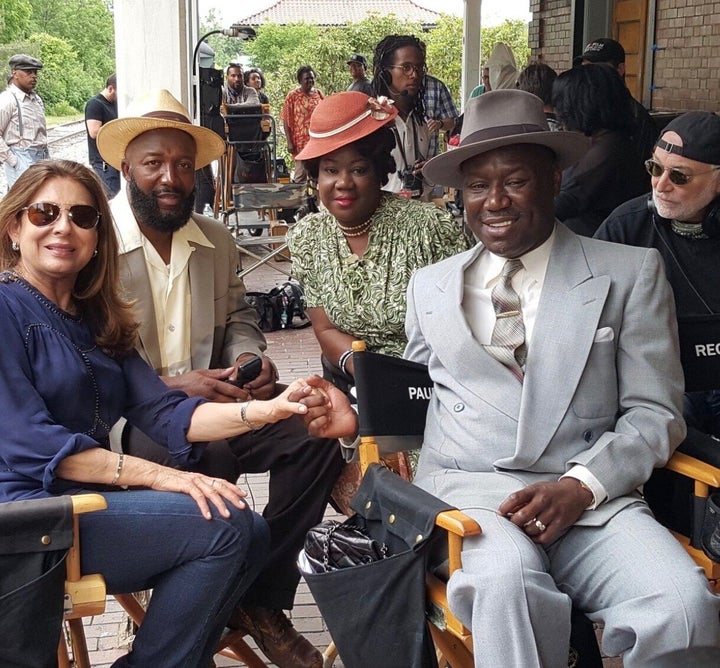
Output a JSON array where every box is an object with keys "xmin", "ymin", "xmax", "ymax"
[
  {"xmin": 112, "ymin": 188, "xmax": 215, "ymax": 254},
  {"xmin": 483, "ymin": 226, "xmax": 556, "ymax": 288}
]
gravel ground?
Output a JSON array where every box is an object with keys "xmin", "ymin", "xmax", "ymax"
[{"xmin": 0, "ymin": 123, "xmax": 89, "ymax": 197}]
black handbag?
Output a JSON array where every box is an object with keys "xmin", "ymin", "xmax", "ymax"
[
  {"xmin": 301, "ymin": 464, "xmax": 454, "ymax": 668},
  {"xmin": 304, "ymin": 516, "xmax": 388, "ymax": 573}
]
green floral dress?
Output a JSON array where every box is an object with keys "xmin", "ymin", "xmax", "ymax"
[{"xmin": 287, "ymin": 193, "xmax": 472, "ymax": 356}]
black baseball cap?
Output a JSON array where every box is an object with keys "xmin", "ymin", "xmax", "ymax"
[
  {"xmin": 656, "ymin": 112, "xmax": 720, "ymax": 165},
  {"xmin": 573, "ymin": 38, "xmax": 625, "ymax": 66},
  {"xmin": 346, "ymin": 54, "xmax": 368, "ymax": 68}
]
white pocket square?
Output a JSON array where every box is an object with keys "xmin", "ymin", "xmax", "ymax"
[{"xmin": 593, "ymin": 327, "xmax": 615, "ymax": 342}]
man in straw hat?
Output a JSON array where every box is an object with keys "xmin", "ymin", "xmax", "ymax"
[
  {"xmin": 403, "ymin": 90, "xmax": 719, "ymax": 664},
  {"xmin": 97, "ymin": 89, "xmax": 341, "ymax": 668}
]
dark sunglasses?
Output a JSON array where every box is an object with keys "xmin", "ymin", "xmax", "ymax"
[
  {"xmin": 20, "ymin": 202, "xmax": 100, "ymax": 229},
  {"xmin": 644, "ymin": 159, "xmax": 720, "ymax": 186}
]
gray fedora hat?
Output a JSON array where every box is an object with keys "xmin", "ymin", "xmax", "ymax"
[{"xmin": 423, "ymin": 89, "xmax": 589, "ymax": 190}]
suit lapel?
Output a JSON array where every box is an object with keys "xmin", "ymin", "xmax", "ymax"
[
  {"xmin": 188, "ymin": 242, "xmax": 215, "ymax": 371},
  {"xmin": 120, "ymin": 248, "xmax": 163, "ymax": 372},
  {"xmin": 512, "ymin": 225, "xmax": 611, "ymax": 467},
  {"xmin": 432, "ymin": 245, "xmax": 523, "ymax": 420}
]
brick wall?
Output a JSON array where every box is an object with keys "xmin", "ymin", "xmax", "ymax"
[
  {"xmin": 529, "ymin": 0, "xmax": 720, "ymax": 112},
  {"xmin": 651, "ymin": 0, "xmax": 720, "ymax": 111}
]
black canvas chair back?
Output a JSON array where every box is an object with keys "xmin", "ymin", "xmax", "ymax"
[
  {"xmin": 304, "ymin": 464, "xmax": 452, "ymax": 668},
  {"xmin": 0, "ymin": 496, "xmax": 74, "ymax": 668},
  {"xmin": 353, "ymin": 350, "xmax": 433, "ymax": 437},
  {"xmin": 677, "ymin": 314, "xmax": 720, "ymax": 392}
]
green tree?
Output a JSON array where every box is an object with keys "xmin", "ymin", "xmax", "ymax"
[
  {"xmin": 29, "ymin": 33, "xmax": 93, "ymax": 114},
  {"xmin": 425, "ymin": 15, "xmax": 463, "ymax": 104},
  {"xmin": 28, "ymin": 0, "xmax": 115, "ymax": 86},
  {"xmin": 0, "ymin": 0, "xmax": 33, "ymax": 43}
]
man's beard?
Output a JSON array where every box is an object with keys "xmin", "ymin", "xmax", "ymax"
[{"xmin": 128, "ymin": 176, "xmax": 195, "ymax": 233}]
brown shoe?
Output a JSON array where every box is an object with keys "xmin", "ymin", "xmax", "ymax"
[{"xmin": 228, "ymin": 606, "xmax": 323, "ymax": 668}]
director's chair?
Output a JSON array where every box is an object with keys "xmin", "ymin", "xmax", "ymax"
[
  {"xmin": 320, "ymin": 342, "xmax": 603, "ymax": 668},
  {"xmin": 0, "ymin": 493, "xmax": 107, "ymax": 668},
  {"xmin": 645, "ymin": 314, "xmax": 720, "ymax": 592}
]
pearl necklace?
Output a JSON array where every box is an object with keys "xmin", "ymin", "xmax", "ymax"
[{"xmin": 336, "ymin": 219, "xmax": 373, "ymax": 237}]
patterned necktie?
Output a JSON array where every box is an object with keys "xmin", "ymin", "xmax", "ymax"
[{"xmin": 484, "ymin": 259, "xmax": 527, "ymax": 381}]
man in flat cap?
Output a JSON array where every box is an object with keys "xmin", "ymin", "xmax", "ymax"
[
  {"xmin": 324, "ymin": 90, "xmax": 719, "ymax": 665},
  {"xmin": 0, "ymin": 54, "xmax": 48, "ymax": 189},
  {"xmin": 98, "ymin": 89, "xmax": 341, "ymax": 668},
  {"xmin": 597, "ymin": 112, "xmax": 720, "ymax": 524},
  {"xmin": 346, "ymin": 54, "xmax": 373, "ymax": 95}
]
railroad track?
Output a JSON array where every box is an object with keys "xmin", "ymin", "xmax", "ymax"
[{"xmin": 47, "ymin": 119, "xmax": 86, "ymax": 149}]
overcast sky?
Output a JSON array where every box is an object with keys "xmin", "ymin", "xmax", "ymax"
[{"xmin": 199, "ymin": 0, "xmax": 532, "ymax": 27}]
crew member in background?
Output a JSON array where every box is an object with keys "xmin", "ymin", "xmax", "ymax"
[{"xmin": 84, "ymin": 73, "xmax": 119, "ymax": 197}]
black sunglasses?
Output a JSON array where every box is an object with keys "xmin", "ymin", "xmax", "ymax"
[
  {"xmin": 20, "ymin": 202, "xmax": 100, "ymax": 229},
  {"xmin": 644, "ymin": 159, "xmax": 720, "ymax": 186}
]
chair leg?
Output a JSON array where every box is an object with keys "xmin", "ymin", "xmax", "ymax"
[
  {"xmin": 323, "ymin": 640, "xmax": 338, "ymax": 667},
  {"xmin": 57, "ymin": 631, "xmax": 71, "ymax": 668},
  {"xmin": 428, "ymin": 622, "xmax": 474, "ymax": 668},
  {"xmin": 66, "ymin": 617, "xmax": 92, "ymax": 668},
  {"xmin": 217, "ymin": 629, "xmax": 268, "ymax": 668}
]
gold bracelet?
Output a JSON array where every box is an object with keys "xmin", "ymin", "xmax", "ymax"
[
  {"xmin": 111, "ymin": 452, "xmax": 124, "ymax": 486},
  {"xmin": 240, "ymin": 400, "xmax": 259, "ymax": 431}
]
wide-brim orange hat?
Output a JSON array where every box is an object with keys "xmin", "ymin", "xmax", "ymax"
[
  {"xmin": 423, "ymin": 89, "xmax": 589, "ymax": 190},
  {"xmin": 295, "ymin": 92, "xmax": 398, "ymax": 161},
  {"xmin": 97, "ymin": 89, "xmax": 226, "ymax": 171}
]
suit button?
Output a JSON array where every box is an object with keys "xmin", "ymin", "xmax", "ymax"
[
  {"xmin": 583, "ymin": 430, "xmax": 593, "ymax": 442},
  {"xmin": 453, "ymin": 403, "xmax": 464, "ymax": 412}
]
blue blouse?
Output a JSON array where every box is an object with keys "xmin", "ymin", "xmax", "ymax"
[{"xmin": 0, "ymin": 273, "xmax": 206, "ymax": 501}]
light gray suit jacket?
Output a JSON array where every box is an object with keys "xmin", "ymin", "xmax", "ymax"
[
  {"xmin": 406, "ymin": 223, "xmax": 685, "ymax": 525},
  {"xmin": 111, "ymin": 190, "xmax": 266, "ymax": 374}
]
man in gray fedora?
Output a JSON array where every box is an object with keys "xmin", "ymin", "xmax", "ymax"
[
  {"xmin": 319, "ymin": 89, "xmax": 720, "ymax": 665},
  {"xmin": 0, "ymin": 54, "xmax": 48, "ymax": 189}
]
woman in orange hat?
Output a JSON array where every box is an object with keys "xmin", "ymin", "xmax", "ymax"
[
  {"xmin": 288, "ymin": 92, "xmax": 470, "ymax": 389},
  {"xmin": 287, "ymin": 91, "xmax": 470, "ymax": 504}
]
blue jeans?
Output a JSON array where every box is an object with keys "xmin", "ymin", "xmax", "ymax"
[
  {"xmin": 4, "ymin": 147, "xmax": 49, "ymax": 188},
  {"xmin": 90, "ymin": 159, "xmax": 121, "ymax": 198},
  {"xmin": 79, "ymin": 490, "xmax": 270, "ymax": 667}
]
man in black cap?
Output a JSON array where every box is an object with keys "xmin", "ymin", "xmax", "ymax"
[
  {"xmin": 346, "ymin": 54, "xmax": 373, "ymax": 95},
  {"xmin": 0, "ymin": 54, "xmax": 49, "ymax": 189},
  {"xmin": 575, "ymin": 37, "xmax": 656, "ymax": 168},
  {"xmin": 596, "ymin": 111, "xmax": 720, "ymax": 446}
]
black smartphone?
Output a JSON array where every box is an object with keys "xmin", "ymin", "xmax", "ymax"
[{"xmin": 226, "ymin": 355, "xmax": 263, "ymax": 387}]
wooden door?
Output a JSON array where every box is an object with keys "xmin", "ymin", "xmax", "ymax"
[{"xmin": 613, "ymin": 0, "xmax": 648, "ymax": 101}]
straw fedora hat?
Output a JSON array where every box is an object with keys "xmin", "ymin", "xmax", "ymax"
[
  {"xmin": 295, "ymin": 92, "xmax": 398, "ymax": 161},
  {"xmin": 423, "ymin": 89, "xmax": 589, "ymax": 190},
  {"xmin": 96, "ymin": 89, "xmax": 226, "ymax": 171}
]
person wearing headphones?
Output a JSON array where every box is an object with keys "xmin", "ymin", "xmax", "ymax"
[
  {"xmin": 596, "ymin": 111, "xmax": 720, "ymax": 443},
  {"xmin": 371, "ymin": 34, "xmax": 430, "ymax": 199}
]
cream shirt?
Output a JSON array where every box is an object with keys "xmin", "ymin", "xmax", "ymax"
[
  {"xmin": 140, "ymin": 219, "xmax": 215, "ymax": 377},
  {"xmin": 462, "ymin": 228, "xmax": 606, "ymax": 508}
]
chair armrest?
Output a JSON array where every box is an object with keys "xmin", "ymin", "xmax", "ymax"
[
  {"xmin": 70, "ymin": 493, "xmax": 108, "ymax": 515},
  {"xmin": 666, "ymin": 451, "xmax": 720, "ymax": 489}
]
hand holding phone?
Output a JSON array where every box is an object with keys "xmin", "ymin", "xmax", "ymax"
[{"xmin": 226, "ymin": 355, "xmax": 263, "ymax": 388}]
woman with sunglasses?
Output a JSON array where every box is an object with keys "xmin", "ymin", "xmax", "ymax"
[
  {"xmin": 552, "ymin": 62, "xmax": 649, "ymax": 237},
  {"xmin": 0, "ymin": 160, "xmax": 335, "ymax": 667}
]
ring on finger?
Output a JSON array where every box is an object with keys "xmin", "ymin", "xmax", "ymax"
[
  {"xmin": 210, "ymin": 479, "xmax": 216, "ymax": 488},
  {"xmin": 533, "ymin": 518, "xmax": 547, "ymax": 532}
]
